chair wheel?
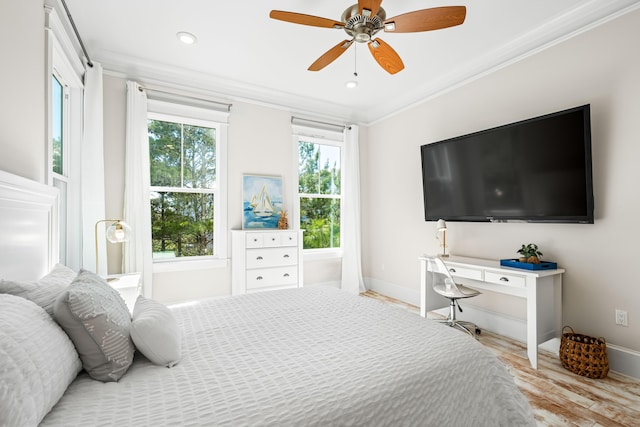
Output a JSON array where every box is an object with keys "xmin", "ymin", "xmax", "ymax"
[{"xmin": 475, "ymin": 328, "xmax": 481, "ymax": 335}]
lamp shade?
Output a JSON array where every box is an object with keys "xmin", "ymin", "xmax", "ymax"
[
  {"xmin": 106, "ymin": 220, "xmax": 131, "ymax": 243},
  {"xmin": 436, "ymin": 219, "xmax": 447, "ymax": 231}
]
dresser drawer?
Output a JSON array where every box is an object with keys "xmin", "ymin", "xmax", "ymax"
[
  {"xmin": 246, "ymin": 266, "xmax": 298, "ymax": 290},
  {"xmin": 245, "ymin": 231, "xmax": 298, "ymax": 248},
  {"xmin": 485, "ymin": 271, "xmax": 526, "ymax": 288},
  {"xmin": 246, "ymin": 247, "xmax": 297, "ymax": 269},
  {"xmin": 446, "ymin": 265, "xmax": 483, "ymax": 281},
  {"xmin": 245, "ymin": 233, "xmax": 264, "ymax": 248}
]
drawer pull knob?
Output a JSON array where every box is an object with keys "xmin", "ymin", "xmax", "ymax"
[
  {"xmin": 271, "ymin": 238, "xmax": 276, "ymax": 241},
  {"xmin": 284, "ymin": 273, "xmax": 290, "ymax": 277},
  {"xmin": 256, "ymin": 276, "xmax": 263, "ymax": 280},
  {"xmin": 500, "ymin": 277, "xmax": 510, "ymax": 282},
  {"xmin": 253, "ymin": 238, "xmax": 258, "ymax": 242},
  {"xmin": 283, "ymin": 254, "xmax": 290, "ymax": 258},
  {"xmin": 449, "ymin": 268, "xmax": 456, "ymax": 273},
  {"xmin": 256, "ymin": 256, "xmax": 263, "ymax": 260}
]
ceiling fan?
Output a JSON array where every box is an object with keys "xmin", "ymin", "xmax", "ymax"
[{"xmin": 269, "ymin": 1, "xmax": 466, "ymax": 75}]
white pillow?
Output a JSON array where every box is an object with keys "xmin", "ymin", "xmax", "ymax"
[
  {"xmin": 0, "ymin": 294, "xmax": 82, "ymax": 426},
  {"xmin": 0, "ymin": 264, "xmax": 76, "ymax": 316},
  {"xmin": 54, "ymin": 270, "xmax": 135, "ymax": 382},
  {"xmin": 130, "ymin": 295, "xmax": 182, "ymax": 367}
]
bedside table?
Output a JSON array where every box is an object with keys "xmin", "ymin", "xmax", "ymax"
[{"xmin": 106, "ymin": 273, "xmax": 141, "ymax": 313}]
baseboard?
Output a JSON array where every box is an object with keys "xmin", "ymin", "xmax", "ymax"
[
  {"xmin": 432, "ymin": 304, "xmax": 528, "ymax": 343},
  {"xmin": 304, "ymin": 280, "xmax": 340, "ymax": 289},
  {"xmin": 365, "ymin": 277, "xmax": 640, "ymax": 380},
  {"xmin": 364, "ymin": 277, "xmax": 421, "ymax": 307},
  {"xmin": 606, "ymin": 344, "xmax": 640, "ymax": 379}
]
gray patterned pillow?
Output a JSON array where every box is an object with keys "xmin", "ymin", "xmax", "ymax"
[
  {"xmin": 0, "ymin": 264, "xmax": 76, "ymax": 316},
  {"xmin": 53, "ymin": 270, "xmax": 135, "ymax": 382},
  {"xmin": 0, "ymin": 294, "xmax": 82, "ymax": 426},
  {"xmin": 130, "ymin": 295, "xmax": 182, "ymax": 367}
]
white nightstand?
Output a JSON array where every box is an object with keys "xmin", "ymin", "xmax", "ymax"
[{"xmin": 106, "ymin": 273, "xmax": 141, "ymax": 313}]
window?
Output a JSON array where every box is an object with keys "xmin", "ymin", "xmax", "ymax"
[
  {"xmin": 148, "ymin": 113, "xmax": 221, "ymax": 260},
  {"xmin": 296, "ymin": 137, "xmax": 342, "ymax": 250},
  {"xmin": 46, "ymin": 3, "xmax": 85, "ymax": 269},
  {"xmin": 51, "ymin": 74, "xmax": 64, "ymax": 175}
]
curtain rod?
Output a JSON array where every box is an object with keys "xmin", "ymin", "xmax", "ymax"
[
  {"xmin": 291, "ymin": 116, "xmax": 351, "ymax": 131},
  {"xmin": 139, "ymin": 86, "xmax": 232, "ymax": 112},
  {"xmin": 60, "ymin": 0, "xmax": 93, "ymax": 67}
]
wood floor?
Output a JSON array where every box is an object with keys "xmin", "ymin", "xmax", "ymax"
[{"xmin": 361, "ymin": 290, "xmax": 640, "ymax": 427}]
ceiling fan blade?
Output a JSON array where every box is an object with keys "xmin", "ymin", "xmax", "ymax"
[
  {"xmin": 384, "ymin": 6, "xmax": 466, "ymax": 33},
  {"xmin": 368, "ymin": 38, "xmax": 404, "ymax": 75},
  {"xmin": 358, "ymin": 0, "xmax": 383, "ymax": 17},
  {"xmin": 308, "ymin": 40, "xmax": 354, "ymax": 71},
  {"xmin": 270, "ymin": 10, "xmax": 345, "ymax": 29}
]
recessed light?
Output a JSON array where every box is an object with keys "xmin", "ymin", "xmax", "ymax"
[
  {"xmin": 176, "ymin": 31, "xmax": 197, "ymax": 45},
  {"xmin": 345, "ymin": 81, "xmax": 358, "ymax": 89}
]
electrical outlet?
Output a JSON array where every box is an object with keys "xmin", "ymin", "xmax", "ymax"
[{"xmin": 615, "ymin": 309, "xmax": 628, "ymax": 327}]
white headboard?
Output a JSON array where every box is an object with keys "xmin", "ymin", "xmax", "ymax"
[{"xmin": 0, "ymin": 170, "xmax": 59, "ymax": 280}]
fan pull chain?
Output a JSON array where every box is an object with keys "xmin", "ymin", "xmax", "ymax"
[{"xmin": 353, "ymin": 43, "xmax": 358, "ymax": 78}]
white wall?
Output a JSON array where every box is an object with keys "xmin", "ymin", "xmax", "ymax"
[
  {"xmin": 362, "ymin": 9, "xmax": 640, "ymax": 353},
  {"xmin": 0, "ymin": 1, "xmax": 46, "ymax": 182}
]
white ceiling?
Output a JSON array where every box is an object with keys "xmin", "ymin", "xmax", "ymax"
[{"xmin": 64, "ymin": 0, "xmax": 639, "ymax": 124}]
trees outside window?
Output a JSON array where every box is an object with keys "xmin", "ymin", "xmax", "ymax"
[
  {"xmin": 148, "ymin": 117, "xmax": 218, "ymax": 259},
  {"xmin": 297, "ymin": 139, "xmax": 341, "ymax": 249}
]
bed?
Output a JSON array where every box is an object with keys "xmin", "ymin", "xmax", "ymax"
[{"xmin": 0, "ymin": 170, "xmax": 535, "ymax": 426}]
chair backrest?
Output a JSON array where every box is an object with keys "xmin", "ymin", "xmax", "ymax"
[{"xmin": 425, "ymin": 256, "xmax": 461, "ymax": 295}]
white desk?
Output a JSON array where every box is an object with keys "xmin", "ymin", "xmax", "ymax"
[{"xmin": 419, "ymin": 255, "xmax": 564, "ymax": 369}]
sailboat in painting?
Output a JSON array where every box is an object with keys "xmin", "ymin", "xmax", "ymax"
[{"xmin": 253, "ymin": 185, "xmax": 274, "ymax": 217}]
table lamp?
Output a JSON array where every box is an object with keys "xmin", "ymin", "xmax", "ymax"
[
  {"xmin": 95, "ymin": 219, "xmax": 131, "ymax": 275},
  {"xmin": 436, "ymin": 219, "xmax": 448, "ymax": 257}
]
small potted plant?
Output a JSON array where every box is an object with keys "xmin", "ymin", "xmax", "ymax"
[{"xmin": 517, "ymin": 243, "xmax": 543, "ymax": 264}]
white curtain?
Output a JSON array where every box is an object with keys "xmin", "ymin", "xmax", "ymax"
[
  {"xmin": 123, "ymin": 81, "xmax": 153, "ymax": 297},
  {"xmin": 80, "ymin": 62, "xmax": 107, "ymax": 275},
  {"xmin": 341, "ymin": 124, "xmax": 365, "ymax": 294}
]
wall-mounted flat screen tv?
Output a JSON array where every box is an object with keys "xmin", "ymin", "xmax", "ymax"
[{"xmin": 420, "ymin": 105, "xmax": 594, "ymax": 223}]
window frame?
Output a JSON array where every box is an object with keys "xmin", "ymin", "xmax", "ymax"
[
  {"xmin": 45, "ymin": 3, "xmax": 85, "ymax": 269},
  {"xmin": 293, "ymin": 132, "xmax": 344, "ymax": 259},
  {"xmin": 146, "ymin": 102, "xmax": 228, "ymax": 270}
]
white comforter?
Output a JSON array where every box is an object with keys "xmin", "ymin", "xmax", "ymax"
[{"xmin": 41, "ymin": 287, "xmax": 534, "ymax": 426}]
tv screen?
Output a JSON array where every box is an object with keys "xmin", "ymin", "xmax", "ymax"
[{"xmin": 420, "ymin": 105, "xmax": 594, "ymax": 224}]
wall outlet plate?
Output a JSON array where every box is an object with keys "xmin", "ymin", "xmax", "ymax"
[{"xmin": 615, "ymin": 309, "xmax": 628, "ymax": 327}]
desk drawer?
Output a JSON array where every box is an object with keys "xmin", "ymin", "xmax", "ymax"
[
  {"xmin": 485, "ymin": 271, "xmax": 526, "ymax": 288},
  {"xmin": 447, "ymin": 265, "xmax": 483, "ymax": 281}
]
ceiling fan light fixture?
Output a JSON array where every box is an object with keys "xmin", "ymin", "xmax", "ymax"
[
  {"xmin": 176, "ymin": 31, "xmax": 197, "ymax": 45},
  {"xmin": 384, "ymin": 22, "xmax": 395, "ymax": 31},
  {"xmin": 345, "ymin": 80, "xmax": 358, "ymax": 89}
]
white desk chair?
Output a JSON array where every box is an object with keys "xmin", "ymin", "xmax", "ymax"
[{"xmin": 426, "ymin": 255, "xmax": 481, "ymax": 338}]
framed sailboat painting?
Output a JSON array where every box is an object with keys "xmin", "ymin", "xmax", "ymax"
[{"xmin": 242, "ymin": 175, "xmax": 283, "ymax": 229}]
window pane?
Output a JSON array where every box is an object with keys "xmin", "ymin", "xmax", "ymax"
[
  {"xmin": 298, "ymin": 141, "xmax": 340, "ymax": 195},
  {"xmin": 52, "ymin": 75, "xmax": 63, "ymax": 175},
  {"xmin": 148, "ymin": 119, "xmax": 182, "ymax": 187},
  {"xmin": 300, "ymin": 197, "xmax": 340, "ymax": 249},
  {"xmin": 151, "ymin": 192, "xmax": 214, "ymax": 258},
  {"xmin": 183, "ymin": 124, "xmax": 216, "ymax": 188},
  {"xmin": 299, "ymin": 141, "xmax": 320, "ymax": 193}
]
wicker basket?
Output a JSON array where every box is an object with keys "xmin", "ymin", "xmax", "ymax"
[{"xmin": 559, "ymin": 326, "xmax": 609, "ymax": 379}]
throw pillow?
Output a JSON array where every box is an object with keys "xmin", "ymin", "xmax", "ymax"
[
  {"xmin": 130, "ymin": 295, "xmax": 182, "ymax": 367},
  {"xmin": 0, "ymin": 294, "xmax": 82, "ymax": 426},
  {"xmin": 0, "ymin": 264, "xmax": 76, "ymax": 316},
  {"xmin": 54, "ymin": 270, "xmax": 135, "ymax": 382}
]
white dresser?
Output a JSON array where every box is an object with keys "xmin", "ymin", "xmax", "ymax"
[{"xmin": 231, "ymin": 230, "xmax": 303, "ymax": 295}]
